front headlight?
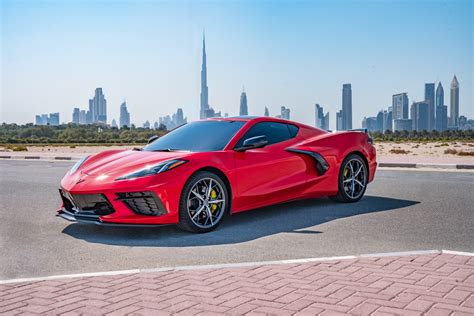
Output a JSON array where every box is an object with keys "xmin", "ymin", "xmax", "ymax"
[
  {"xmin": 116, "ymin": 159, "xmax": 187, "ymax": 180},
  {"xmin": 69, "ymin": 156, "xmax": 90, "ymax": 175}
]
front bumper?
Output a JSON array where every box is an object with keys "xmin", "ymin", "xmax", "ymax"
[
  {"xmin": 57, "ymin": 181, "xmax": 182, "ymax": 225},
  {"xmin": 56, "ymin": 208, "xmax": 168, "ymax": 227}
]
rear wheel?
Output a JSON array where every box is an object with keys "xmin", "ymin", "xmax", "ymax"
[
  {"xmin": 178, "ymin": 171, "xmax": 228, "ymax": 233},
  {"xmin": 329, "ymin": 154, "xmax": 368, "ymax": 203}
]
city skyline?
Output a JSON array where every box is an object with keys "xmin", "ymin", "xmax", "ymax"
[{"xmin": 1, "ymin": 0, "xmax": 472, "ymax": 129}]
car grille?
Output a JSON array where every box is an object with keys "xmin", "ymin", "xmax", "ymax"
[
  {"xmin": 116, "ymin": 192, "xmax": 166, "ymax": 216},
  {"xmin": 59, "ymin": 190, "xmax": 115, "ymax": 216}
]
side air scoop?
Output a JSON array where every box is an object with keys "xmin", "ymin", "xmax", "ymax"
[{"xmin": 285, "ymin": 148, "xmax": 329, "ymax": 175}]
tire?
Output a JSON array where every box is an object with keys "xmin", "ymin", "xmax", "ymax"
[
  {"xmin": 177, "ymin": 171, "xmax": 229, "ymax": 233},
  {"xmin": 329, "ymin": 154, "xmax": 368, "ymax": 203}
]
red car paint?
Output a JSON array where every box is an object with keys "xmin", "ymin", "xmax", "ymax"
[{"xmin": 58, "ymin": 116, "xmax": 376, "ymax": 225}]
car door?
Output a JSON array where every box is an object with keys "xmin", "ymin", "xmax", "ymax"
[{"xmin": 232, "ymin": 122, "xmax": 308, "ymax": 211}]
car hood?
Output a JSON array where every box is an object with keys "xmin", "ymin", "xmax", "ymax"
[{"xmin": 79, "ymin": 149, "xmax": 190, "ymax": 177}]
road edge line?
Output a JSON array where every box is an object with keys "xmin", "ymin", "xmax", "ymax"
[{"xmin": 1, "ymin": 249, "xmax": 460, "ymax": 285}]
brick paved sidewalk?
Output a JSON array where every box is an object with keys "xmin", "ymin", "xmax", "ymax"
[{"xmin": 1, "ymin": 252, "xmax": 473, "ymax": 315}]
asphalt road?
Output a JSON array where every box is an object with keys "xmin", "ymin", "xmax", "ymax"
[{"xmin": 0, "ymin": 160, "xmax": 473, "ymax": 279}]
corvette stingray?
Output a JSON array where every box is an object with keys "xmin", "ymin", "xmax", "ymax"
[{"xmin": 58, "ymin": 116, "xmax": 377, "ymax": 233}]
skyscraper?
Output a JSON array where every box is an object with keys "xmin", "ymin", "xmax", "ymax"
[
  {"xmin": 336, "ymin": 110, "xmax": 343, "ymax": 131},
  {"xmin": 200, "ymin": 34, "xmax": 209, "ymax": 119},
  {"xmin": 435, "ymin": 82, "xmax": 444, "ymax": 109},
  {"xmin": 376, "ymin": 111, "xmax": 384, "ymax": 132},
  {"xmin": 392, "ymin": 93, "xmax": 409, "ymax": 121},
  {"xmin": 410, "ymin": 101, "xmax": 429, "ymax": 132},
  {"xmin": 119, "ymin": 101, "xmax": 131, "ymax": 128},
  {"xmin": 111, "ymin": 119, "xmax": 118, "ymax": 128},
  {"xmin": 382, "ymin": 107, "xmax": 393, "ymax": 132},
  {"xmin": 424, "ymin": 83, "xmax": 435, "ymax": 130},
  {"xmin": 88, "ymin": 88, "xmax": 107, "ymax": 124},
  {"xmin": 239, "ymin": 88, "xmax": 248, "ymax": 116},
  {"xmin": 79, "ymin": 110, "xmax": 86, "ymax": 124},
  {"xmin": 342, "ymin": 84, "xmax": 352, "ymax": 130},
  {"xmin": 315, "ymin": 104, "xmax": 329, "ymax": 130},
  {"xmin": 72, "ymin": 108, "xmax": 80, "ymax": 124},
  {"xmin": 435, "ymin": 105, "xmax": 448, "ymax": 131},
  {"xmin": 264, "ymin": 107, "xmax": 269, "ymax": 117},
  {"xmin": 450, "ymin": 75, "xmax": 459, "ymax": 127},
  {"xmin": 280, "ymin": 106, "xmax": 290, "ymax": 120}
]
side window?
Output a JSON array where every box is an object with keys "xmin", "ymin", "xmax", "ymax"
[
  {"xmin": 236, "ymin": 122, "xmax": 299, "ymax": 148},
  {"xmin": 287, "ymin": 124, "xmax": 299, "ymax": 137}
]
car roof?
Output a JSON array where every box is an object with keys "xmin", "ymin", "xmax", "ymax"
[{"xmin": 207, "ymin": 115, "xmax": 303, "ymax": 125}]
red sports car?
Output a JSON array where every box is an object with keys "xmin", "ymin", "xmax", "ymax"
[{"xmin": 58, "ymin": 116, "xmax": 377, "ymax": 233}]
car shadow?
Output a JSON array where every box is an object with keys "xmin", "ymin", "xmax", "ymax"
[{"xmin": 62, "ymin": 195, "xmax": 418, "ymax": 247}]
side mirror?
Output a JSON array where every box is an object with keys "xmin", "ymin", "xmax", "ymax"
[
  {"xmin": 148, "ymin": 135, "xmax": 159, "ymax": 144},
  {"xmin": 235, "ymin": 135, "xmax": 268, "ymax": 151}
]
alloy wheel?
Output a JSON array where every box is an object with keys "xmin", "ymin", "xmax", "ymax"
[
  {"xmin": 186, "ymin": 178, "xmax": 226, "ymax": 229},
  {"xmin": 342, "ymin": 158, "xmax": 367, "ymax": 200}
]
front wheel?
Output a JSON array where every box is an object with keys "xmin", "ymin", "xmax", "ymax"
[
  {"xmin": 178, "ymin": 171, "xmax": 229, "ymax": 233},
  {"xmin": 329, "ymin": 154, "xmax": 368, "ymax": 203}
]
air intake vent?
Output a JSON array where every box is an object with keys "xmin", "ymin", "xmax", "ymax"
[{"xmin": 116, "ymin": 192, "xmax": 166, "ymax": 216}]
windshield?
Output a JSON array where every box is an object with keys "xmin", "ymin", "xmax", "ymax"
[{"xmin": 143, "ymin": 120, "xmax": 246, "ymax": 152}]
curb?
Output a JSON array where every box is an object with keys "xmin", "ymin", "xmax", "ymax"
[
  {"xmin": 0, "ymin": 155, "xmax": 76, "ymax": 161},
  {"xmin": 378, "ymin": 162, "xmax": 473, "ymax": 170},
  {"xmin": 1, "ymin": 249, "xmax": 473, "ymax": 285}
]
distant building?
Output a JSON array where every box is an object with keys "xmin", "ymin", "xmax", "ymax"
[
  {"xmin": 336, "ymin": 110, "xmax": 343, "ymax": 131},
  {"xmin": 35, "ymin": 115, "xmax": 43, "ymax": 125},
  {"xmin": 119, "ymin": 101, "xmax": 131, "ymax": 128},
  {"xmin": 35, "ymin": 113, "xmax": 60, "ymax": 126},
  {"xmin": 424, "ymin": 83, "xmax": 435, "ymax": 130},
  {"xmin": 410, "ymin": 101, "xmax": 429, "ymax": 131},
  {"xmin": 393, "ymin": 119, "xmax": 412, "ymax": 132},
  {"xmin": 436, "ymin": 82, "xmax": 444, "ymax": 110},
  {"xmin": 49, "ymin": 113, "xmax": 60, "ymax": 126},
  {"xmin": 143, "ymin": 120, "xmax": 150, "ymax": 129},
  {"xmin": 362, "ymin": 117, "xmax": 378, "ymax": 132},
  {"xmin": 239, "ymin": 89, "xmax": 248, "ymax": 116},
  {"xmin": 280, "ymin": 106, "xmax": 290, "ymax": 120},
  {"xmin": 159, "ymin": 108, "xmax": 188, "ymax": 130},
  {"xmin": 315, "ymin": 104, "xmax": 329, "ymax": 130},
  {"xmin": 435, "ymin": 105, "xmax": 448, "ymax": 131},
  {"xmin": 449, "ymin": 75, "xmax": 459, "ymax": 128},
  {"xmin": 341, "ymin": 83, "xmax": 352, "ymax": 130},
  {"xmin": 383, "ymin": 107, "xmax": 393, "ymax": 132},
  {"xmin": 79, "ymin": 110, "xmax": 87, "ymax": 124},
  {"xmin": 264, "ymin": 106, "xmax": 269, "ymax": 117},
  {"xmin": 392, "ymin": 93, "xmax": 409, "ymax": 121},
  {"xmin": 199, "ymin": 33, "xmax": 221, "ymax": 119},
  {"xmin": 376, "ymin": 111, "xmax": 384, "ymax": 132},
  {"xmin": 72, "ymin": 108, "xmax": 80, "ymax": 124},
  {"xmin": 88, "ymin": 88, "xmax": 107, "ymax": 124},
  {"xmin": 111, "ymin": 119, "xmax": 118, "ymax": 128}
]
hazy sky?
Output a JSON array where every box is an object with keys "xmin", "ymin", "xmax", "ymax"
[{"xmin": 1, "ymin": 0, "xmax": 472, "ymax": 129}]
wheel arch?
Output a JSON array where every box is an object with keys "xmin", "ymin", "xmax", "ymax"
[
  {"xmin": 189, "ymin": 166, "xmax": 233, "ymax": 213},
  {"xmin": 344, "ymin": 150, "xmax": 369, "ymax": 178}
]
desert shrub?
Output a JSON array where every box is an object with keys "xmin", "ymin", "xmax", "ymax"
[
  {"xmin": 444, "ymin": 148, "xmax": 458, "ymax": 155},
  {"xmin": 12, "ymin": 145, "xmax": 28, "ymax": 151},
  {"xmin": 457, "ymin": 151, "xmax": 474, "ymax": 156},
  {"xmin": 389, "ymin": 148, "xmax": 410, "ymax": 154}
]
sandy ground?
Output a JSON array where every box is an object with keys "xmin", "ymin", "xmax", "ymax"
[{"xmin": 1, "ymin": 142, "xmax": 473, "ymax": 164}]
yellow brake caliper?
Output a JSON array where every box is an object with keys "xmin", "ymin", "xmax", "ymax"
[{"xmin": 210, "ymin": 189, "xmax": 218, "ymax": 213}]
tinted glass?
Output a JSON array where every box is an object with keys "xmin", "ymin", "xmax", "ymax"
[
  {"xmin": 235, "ymin": 122, "xmax": 299, "ymax": 148},
  {"xmin": 144, "ymin": 120, "xmax": 245, "ymax": 152},
  {"xmin": 287, "ymin": 124, "xmax": 299, "ymax": 137}
]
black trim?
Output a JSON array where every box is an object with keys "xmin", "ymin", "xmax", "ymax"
[
  {"xmin": 115, "ymin": 191, "xmax": 167, "ymax": 216},
  {"xmin": 57, "ymin": 208, "xmax": 169, "ymax": 227},
  {"xmin": 285, "ymin": 148, "xmax": 330, "ymax": 175}
]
